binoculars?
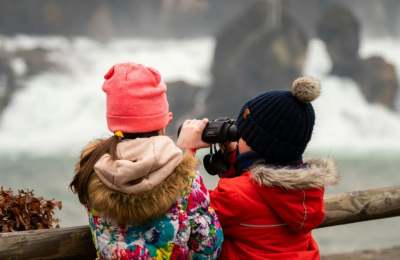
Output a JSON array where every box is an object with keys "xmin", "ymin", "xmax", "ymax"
[
  {"xmin": 178, "ymin": 118, "xmax": 238, "ymax": 144},
  {"xmin": 178, "ymin": 118, "xmax": 238, "ymax": 176}
]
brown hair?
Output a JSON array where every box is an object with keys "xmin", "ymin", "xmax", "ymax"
[{"xmin": 69, "ymin": 131, "xmax": 159, "ymax": 205}]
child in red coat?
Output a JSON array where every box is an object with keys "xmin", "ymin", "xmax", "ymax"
[{"xmin": 179, "ymin": 77, "xmax": 339, "ymax": 259}]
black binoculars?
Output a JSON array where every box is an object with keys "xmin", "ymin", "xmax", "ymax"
[
  {"xmin": 178, "ymin": 118, "xmax": 239, "ymax": 176},
  {"xmin": 178, "ymin": 118, "xmax": 238, "ymax": 144}
]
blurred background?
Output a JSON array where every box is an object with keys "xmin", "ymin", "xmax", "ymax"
[{"xmin": 1, "ymin": 0, "xmax": 400, "ymax": 255}]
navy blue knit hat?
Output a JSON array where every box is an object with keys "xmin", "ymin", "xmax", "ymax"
[{"xmin": 236, "ymin": 77, "xmax": 321, "ymax": 164}]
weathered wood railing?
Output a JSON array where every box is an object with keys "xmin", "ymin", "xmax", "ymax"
[{"xmin": 1, "ymin": 186, "xmax": 400, "ymax": 259}]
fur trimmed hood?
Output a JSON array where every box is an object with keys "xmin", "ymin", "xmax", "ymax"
[
  {"xmin": 251, "ymin": 158, "xmax": 339, "ymax": 190},
  {"xmin": 94, "ymin": 136, "xmax": 183, "ymax": 194},
  {"xmin": 88, "ymin": 153, "xmax": 197, "ymax": 225}
]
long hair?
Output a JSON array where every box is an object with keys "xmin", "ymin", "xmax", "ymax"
[{"xmin": 69, "ymin": 131, "xmax": 159, "ymax": 205}]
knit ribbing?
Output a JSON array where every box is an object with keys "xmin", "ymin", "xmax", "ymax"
[{"xmin": 236, "ymin": 89, "xmax": 316, "ymax": 165}]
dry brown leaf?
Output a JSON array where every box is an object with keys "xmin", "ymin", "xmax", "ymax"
[{"xmin": 0, "ymin": 187, "xmax": 62, "ymax": 232}]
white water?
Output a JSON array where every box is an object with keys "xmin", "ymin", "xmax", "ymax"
[
  {"xmin": 0, "ymin": 36, "xmax": 400, "ymax": 156},
  {"xmin": 304, "ymin": 39, "xmax": 400, "ymax": 153},
  {"xmin": 0, "ymin": 36, "xmax": 214, "ymax": 156},
  {"xmin": 1, "ymin": 36, "xmax": 400, "ymax": 254}
]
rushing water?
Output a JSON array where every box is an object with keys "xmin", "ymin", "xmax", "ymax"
[{"xmin": 0, "ymin": 35, "xmax": 400, "ymax": 254}]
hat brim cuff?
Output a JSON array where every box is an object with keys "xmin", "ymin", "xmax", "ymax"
[
  {"xmin": 107, "ymin": 113, "xmax": 170, "ymax": 133},
  {"xmin": 238, "ymin": 114, "xmax": 304, "ymax": 163}
]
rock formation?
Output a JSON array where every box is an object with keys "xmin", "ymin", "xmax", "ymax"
[
  {"xmin": 205, "ymin": 0, "xmax": 308, "ymax": 118},
  {"xmin": 0, "ymin": 0, "xmax": 256, "ymax": 39},
  {"xmin": 0, "ymin": 45, "xmax": 64, "ymax": 118},
  {"xmin": 13, "ymin": 48, "xmax": 55, "ymax": 76},
  {"xmin": 0, "ymin": 50, "xmax": 16, "ymax": 116},
  {"xmin": 317, "ymin": 4, "xmax": 399, "ymax": 109},
  {"xmin": 166, "ymin": 80, "xmax": 203, "ymax": 134},
  {"xmin": 356, "ymin": 56, "xmax": 398, "ymax": 109},
  {"xmin": 317, "ymin": 5, "xmax": 361, "ymax": 78}
]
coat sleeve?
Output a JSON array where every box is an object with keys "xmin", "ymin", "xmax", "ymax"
[
  {"xmin": 209, "ymin": 178, "xmax": 242, "ymax": 228},
  {"xmin": 187, "ymin": 175, "xmax": 223, "ymax": 259},
  {"xmin": 260, "ymin": 186, "xmax": 325, "ymax": 233}
]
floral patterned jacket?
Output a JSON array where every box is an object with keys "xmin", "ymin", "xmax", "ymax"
[{"xmin": 88, "ymin": 173, "xmax": 223, "ymax": 260}]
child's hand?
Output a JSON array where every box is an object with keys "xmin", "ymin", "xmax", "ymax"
[{"xmin": 177, "ymin": 119, "xmax": 210, "ymax": 151}]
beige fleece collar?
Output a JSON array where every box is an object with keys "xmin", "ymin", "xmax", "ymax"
[
  {"xmin": 251, "ymin": 158, "xmax": 339, "ymax": 190},
  {"xmin": 94, "ymin": 136, "xmax": 183, "ymax": 194}
]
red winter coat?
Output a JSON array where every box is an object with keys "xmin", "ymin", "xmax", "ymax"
[{"xmin": 210, "ymin": 159, "xmax": 338, "ymax": 260}]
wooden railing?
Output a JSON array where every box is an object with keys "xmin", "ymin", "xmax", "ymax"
[{"xmin": 1, "ymin": 186, "xmax": 400, "ymax": 259}]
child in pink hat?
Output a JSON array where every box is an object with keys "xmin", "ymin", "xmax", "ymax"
[{"xmin": 70, "ymin": 63, "xmax": 223, "ymax": 259}]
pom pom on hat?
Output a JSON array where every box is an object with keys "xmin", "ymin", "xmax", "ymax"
[
  {"xmin": 292, "ymin": 76, "xmax": 321, "ymax": 103},
  {"xmin": 237, "ymin": 76, "xmax": 322, "ymax": 164}
]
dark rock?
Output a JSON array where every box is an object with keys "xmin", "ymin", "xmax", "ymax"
[
  {"xmin": 0, "ymin": 0, "xmax": 254, "ymax": 38},
  {"xmin": 166, "ymin": 80, "xmax": 203, "ymax": 134},
  {"xmin": 0, "ymin": 46, "xmax": 66, "ymax": 118},
  {"xmin": 356, "ymin": 56, "xmax": 398, "ymax": 109},
  {"xmin": 279, "ymin": 0, "xmax": 400, "ymax": 39},
  {"xmin": 317, "ymin": 4, "xmax": 399, "ymax": 109},
  {"xmin": 14, "ymin": 48, "xmax": 54, "ymax": 76},
  {"xmin": 1, "ymin": 0, "xmax": 400, "ymax": 38},
  {"xmin": 284, "ymin": 0, "xmax": 323, "ymax": 37},
  {"xmin": 206, "ymin": 0, "xmax": 308, "ymax": 118},
  {"xmin": 87, "ymin": 2, "xmax": 114, "ymax": 41},
  {"xmin": 317, "ymin": 4, "xmax": 361, "ymax": 78},
  {"xmin": 331, "ymin": 0, "xmax": 396, "ymax": 37},
  {"xmin": 0, "ymin": 51, "xmax": 17, "ymax": 116}
]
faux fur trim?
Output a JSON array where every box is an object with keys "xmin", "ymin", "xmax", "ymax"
[
  {"xmin": 88, "ymin": 153, "xmax": 197, "ymax": 225},
  {"xmin": 251, "ymin": 159, "xmax": 339, "ymax": 190}
]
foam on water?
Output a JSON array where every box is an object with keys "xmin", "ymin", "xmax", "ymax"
[
  {"xmin": 0, "ymin": 36, "xmax": 400, "ymax": 156},
  {"xmin": 305, "ymin": 39, "xmax": 400, "ymax": 154},
  {"xmin": 0, "ymin": 36, "xmax": 214, "ymax": 156}
]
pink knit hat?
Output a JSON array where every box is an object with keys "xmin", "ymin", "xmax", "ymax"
[{"xmin": 102, "ymin": 63, "xmax": 172, "ymax": 133}]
